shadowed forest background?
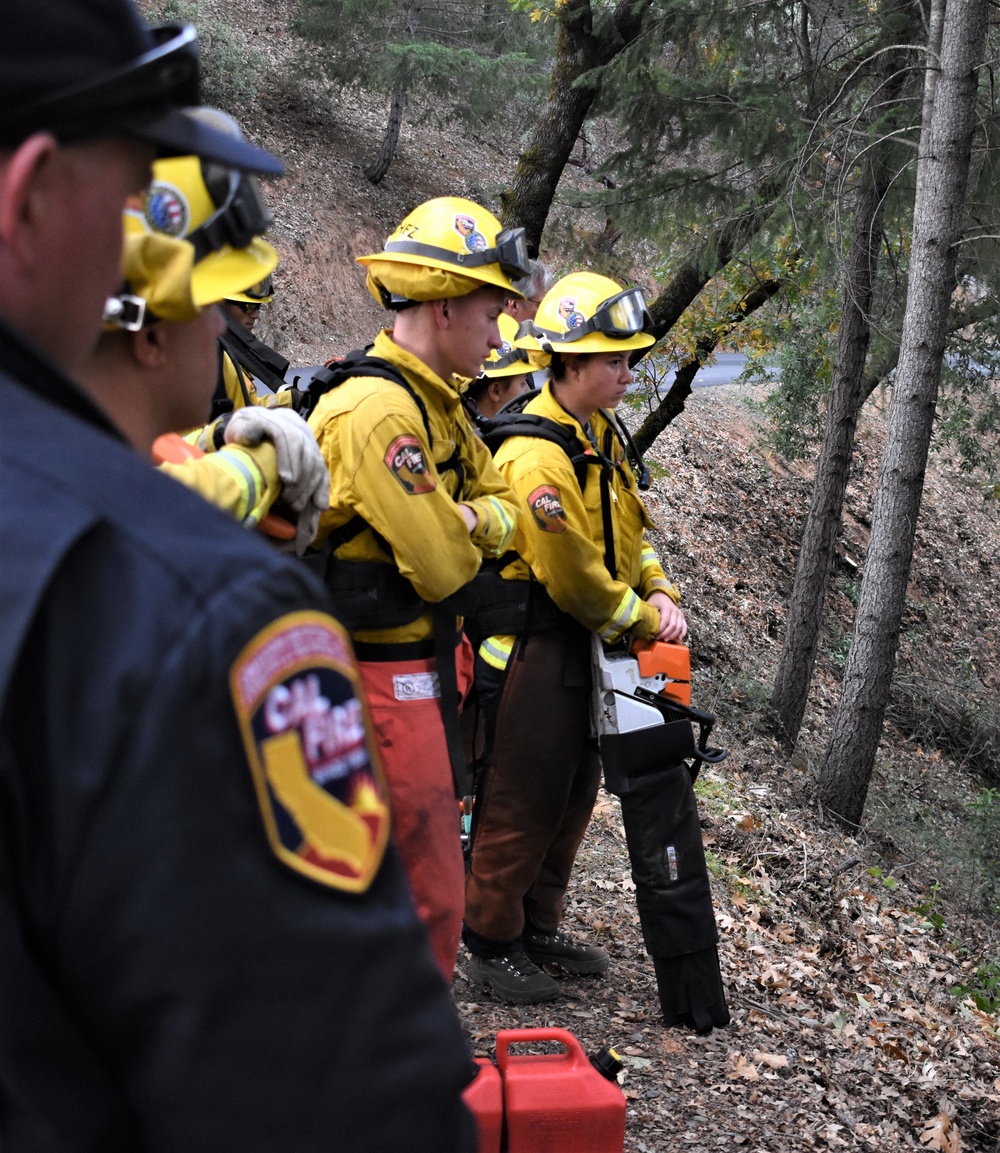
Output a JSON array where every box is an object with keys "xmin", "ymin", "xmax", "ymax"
[{"xmin": 147, "ymin": 0, "xmax": 1000, "ymax": 1145}]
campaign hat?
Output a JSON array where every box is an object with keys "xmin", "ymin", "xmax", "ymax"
[{"xmin": 0, "ymin": 0, "xmax": 283, "ymax": 175}]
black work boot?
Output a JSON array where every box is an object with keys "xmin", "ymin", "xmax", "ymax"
[
  {"xmin": 523, "ymin": 927, "xmax": 610, "ymax": 976},
  {"xmin": 467, "ymin": 950, "xmax": 561, "ymax": 1004}
]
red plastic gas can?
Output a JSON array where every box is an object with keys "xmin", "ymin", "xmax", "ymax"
[
  {"xmin": 461, "ymin": 1056, "xmax": 503, "ymax": 1153},
  {"xmin": 496, "ymin": 1027, "xmax": 626, "ymax": 1153}
]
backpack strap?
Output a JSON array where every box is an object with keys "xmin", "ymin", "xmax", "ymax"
[
  {"xmin": 219, "ymin": 310, "xmax": 290, "ymax": 393},
  {"xmin": 482, "ymin": 412, "xmax": 598, "ymax": 492},
  {"xmin": 307, "ymin": 349, "xmax": 434, "ymax": 447}
]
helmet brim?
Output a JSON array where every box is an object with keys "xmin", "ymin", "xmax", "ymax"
[
  {"xmin": 127, "ymin": 107, "xmax": 285, "ymax": 175},
  {"xmin": 356, "ymin": 249, "xmax": 524, "ymax": 297},
  {"xmin": 520, "ymin": 330, "xmax": 656, "ymax": 355},
  {"xmin": 189, "ymin": 236, "xmax": 279, "ymax": 307}
]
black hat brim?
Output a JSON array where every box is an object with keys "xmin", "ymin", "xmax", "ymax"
[{"xmin": 125, "ymin": 107, "xmax": 284, "ymax": 176}]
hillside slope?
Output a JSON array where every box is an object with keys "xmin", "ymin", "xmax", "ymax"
[{"xmin": 173, "ymin": 2, "xmax": 1000, "ymax": 1147}]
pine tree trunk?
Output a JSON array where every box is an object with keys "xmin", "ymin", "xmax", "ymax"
[
  {"xmin": 364, "ymin": 76, "xmax": 408, "ymax": 185},
  {"xmin": 500, "ymin": 0, "xmax": 647, "ymax": 252},
  {"xmin": 770, "ymin": 0, "xmax": 924, "ymax": 749},
  {"xmin": 769, "ymin": 151, "xmax": 891, "ymax": 746},
  {"xmin": 364, "ymin": 1, "xmax": 420, "ymax": 185},
  {"xmin": 816, "ymin": 0, "xmax": 988, "ymax": 828}
]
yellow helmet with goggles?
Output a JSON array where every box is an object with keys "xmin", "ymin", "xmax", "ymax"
[
  {"xmin": 481, "ymin": 313, "xmax": 548, "ymax": 380},
  {"xmin": 357, "ymin": 196, "xmax": 531, "ymax": 308},
  {"xmin": 523, "ymin": 271, "xmax": 655, "ymax": 356},
  {"xmin": 123, "ymin": 109, "xmax": 278, "ymax": 311}
]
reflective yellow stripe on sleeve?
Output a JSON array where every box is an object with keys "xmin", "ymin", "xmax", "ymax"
[
  {"xmin": 486, "ymin": 495, "xmax": 516, "ymax": 552},
  {"xmin": 215, "ymin": 446, "xmax": 265, "ymax": 525},
  {"xmin": 598, "ymin": 588, "xmax": 643, "ymax": 642},
  {"xmin": 478, "ymin": 634, "xmax": 514, "ymax": 671},
  {"xmin": 640, "ymin": 542, "xmax": 659, "ymax": 572}
]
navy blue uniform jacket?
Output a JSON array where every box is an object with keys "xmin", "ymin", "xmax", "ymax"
[{"xmin": 0, "ymin": 319, "xmax": 475, "ymax": 1152}]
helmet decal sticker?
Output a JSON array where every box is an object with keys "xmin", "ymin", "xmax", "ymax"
[
  {"xmin": 143, "ymin": 182, "xmax": 189, "ymax": 238},
  {"xmin": 557, "ymin": 297, "xmax": 585, "ymax": 329},
  {"xmin": 454, "ymin": 213, "xmax": 487, "ymax": 253},
  {"xmin": 384, "ymin": 434, "xmax": 437, "ymax": 494},
  {"xmin": 528, "ymin": 484, "xmax": 567, "ymax": 533}
]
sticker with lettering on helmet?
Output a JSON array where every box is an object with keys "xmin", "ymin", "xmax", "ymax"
[
  {"xmin": 384, "ymin": 434, "xmax": 436, "ymax": 494},
  {"xmin": 454, "ymin": 213, "xmax": 487, "ymax": 253},
  {"xmin": 557, "ymin": 298, "xmax": 585, "ymax": 330},
  {"xmin": 142, "ymin": 182, "xmax": 189, "ymax": 237},
  {"xmin": 230, "ymin": 611, "xmax": 390, "ymax": 893},
  {"xmin": 528, "ymin": 484, "xmax": 567, "ymax": 533}
]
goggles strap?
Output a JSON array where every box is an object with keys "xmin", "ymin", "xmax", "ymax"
[{"xmin": 382, "ymin": 237, "xmax": 529, "ymax": 279}]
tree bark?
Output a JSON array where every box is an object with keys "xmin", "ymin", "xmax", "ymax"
[
  {"xmin": 364, "ymin": 75, "xmax": 408, "ymax": 185},
  {"xmin": 364, "ymin": 1, "xmax": 421, "ymax": 185},
  {"xmin": 769, "ymin": 0, "xmax": 924, "ymax": 748},
  {"xmin": 632, "ymin": 275, "xmax": 785, "ymax": 455},
  {"xmin": 500, "ymin": 0, "xmax": 650, "ymax": 252},
  {"xmin": 638, "ymin": 187, "xmax": 781, "ymax": 354},
  {"xmin": 817, "ymin": 0, "xmax": 988, "ymax": 828}
]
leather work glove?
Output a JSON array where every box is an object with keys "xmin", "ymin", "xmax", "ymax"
[{"xmin": 224, "ymin": 407, "xmax": 330, "ymax": 556}]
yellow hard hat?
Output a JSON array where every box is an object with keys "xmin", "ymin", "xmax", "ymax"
[
  {"xmin": 481, "ymin": 313, "xmax": 546, "ymax": 379},
  {"xmin": 523, "ymin": 272, "xmax": 656, "ymax": 355},
  {"xmin": 357, "ymin": 196, "xmax": 531, "ymax": 307},
  {"xmin": 124, "ymin": 115, "xmax": 278, "ymax": 309}
]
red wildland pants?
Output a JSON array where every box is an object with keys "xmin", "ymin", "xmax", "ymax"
[{"xmin": 358, "ymin": 636, "xmax": 473, "ymax": 978}]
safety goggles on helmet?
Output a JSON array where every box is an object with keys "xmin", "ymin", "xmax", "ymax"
[
  {"xmin": 241, "ymin": 275, "xmax": 273, "ymax": 301},
  {"xmin": 535, "ymin": 286, "xmax": 652, "ymax": 344},
  {"xmin": 187, "ymin": 165, "xmax": 274, "ymax": 262},
  {"xmin": 382, "ymin": 226, "xmax": 531, "ymax": 283},
  {"xmin": 489, "ymin": 345, "xmax": 531, "ymax": 373},
  {"xmin": 2, "ymin": 23, "xmax": 199, "ymax": 146}
]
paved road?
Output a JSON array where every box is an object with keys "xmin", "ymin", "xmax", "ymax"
[
  {"xmin": 279, "ymin": 352, "xmax": 768, "ymax": 394},
  {"xmin": 641, "ymin": 351, "xmax": 761, "ymax": 391}
]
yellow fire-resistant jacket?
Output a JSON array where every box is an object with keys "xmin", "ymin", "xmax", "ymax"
[
  {"xmin": 159, "ymin": 440, "xmax": 281, "ymax": 528},
  {"xmin": 221, "ymin": 350, "xmax": 294, "ymax": 411},
  {"xmin": 309, "ymin": 330, "xmax": 519, "ymax": 645},
  {"xmin": 480, "ymin": 382, "xmax": 679, "ymax": 670}
]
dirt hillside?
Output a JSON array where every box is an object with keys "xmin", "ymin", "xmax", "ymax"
[{"xmin": 171, "ymin": 2, "xmax": 1000, "ymax": 1147}]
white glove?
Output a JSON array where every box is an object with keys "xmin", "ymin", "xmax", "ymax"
[{"xmin": 224, "ymin": 407, "xmax": 330, "ymax": 556}]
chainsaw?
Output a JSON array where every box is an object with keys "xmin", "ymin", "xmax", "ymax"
[{"xmin": 591, "ymin": 634, "xmax": 726, "ymax": 793}]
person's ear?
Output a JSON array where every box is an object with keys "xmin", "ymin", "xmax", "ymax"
[
  {"xmin": 488, "ymin": 378, "xmax": 504, "ymax": 404},
  {"xmin": 0, "ymin": 134, "xmax": 60, "ymax": 268},
  {"xmin": 431, "ymin": 298, "xmax": 451, "ymax": 330},
  {"xmin": 130, "ymin": 323, "xmax": 169, "ymax": 370}
]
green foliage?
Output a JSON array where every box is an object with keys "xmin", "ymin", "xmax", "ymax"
[
  {"xmin": 148, "ymin": 0, "xmax": 267, "ymax": 109},
  {"xmin": 867, "ymin": 866, "xmax": 898, "ymax": 891},
  {"xmin": 742, "ymin": 292, "xmax": 838, "ymax": 460},
  {"xmin": 294, "ymin": 0, "xmax": 547, "ymax": 132},
  {"xmin": 914, "ymin": 881, "xmax": 946, "ymax": 933},
  {"xmin": 951, "ymin": 958, "xmax": 1000, "ymax": 1014},
  {"xmin": 935, "ymin": 319, "xmax": 1000, "ymax": 473}
]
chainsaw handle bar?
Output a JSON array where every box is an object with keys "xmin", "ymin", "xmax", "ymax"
[{"xmin": 634, "ymin": 687, "xmax": 728, "ymax": 765}]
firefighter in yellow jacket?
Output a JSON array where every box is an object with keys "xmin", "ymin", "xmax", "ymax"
[
  {"xmin": 83, "ymin": 138, "xmax": 329, "ymax": 555},
  {"xmin": 308, "ymin": 196, "xmax": 524, "ymax": 977},
  {"xmin": 463, "ymin": 271, "xmax": 687, "ymax": 1003}
]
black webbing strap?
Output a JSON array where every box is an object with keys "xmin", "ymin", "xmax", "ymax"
[
  {"xmin": 432, "ymin": 605, "xmax": 471, "ymax": 803},
  {"xmin": 599, "ymin": 461, "xmax": 618, "ymax": 580},
  {"xmin": 220, "ymin": 310, "xmax": 290, "ymax": 393}
]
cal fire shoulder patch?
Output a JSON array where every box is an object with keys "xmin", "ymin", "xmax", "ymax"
[
  {"xmin": 528, "ymin": 484, "xmax": 567, "ymax": 533},
  {"xmin": 231, "ymin": 611, "xmax": 390, "ymax": 893},
  {"xmin": 384, "ymin": 434, "xmax": 436, "ymax": 494}
]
